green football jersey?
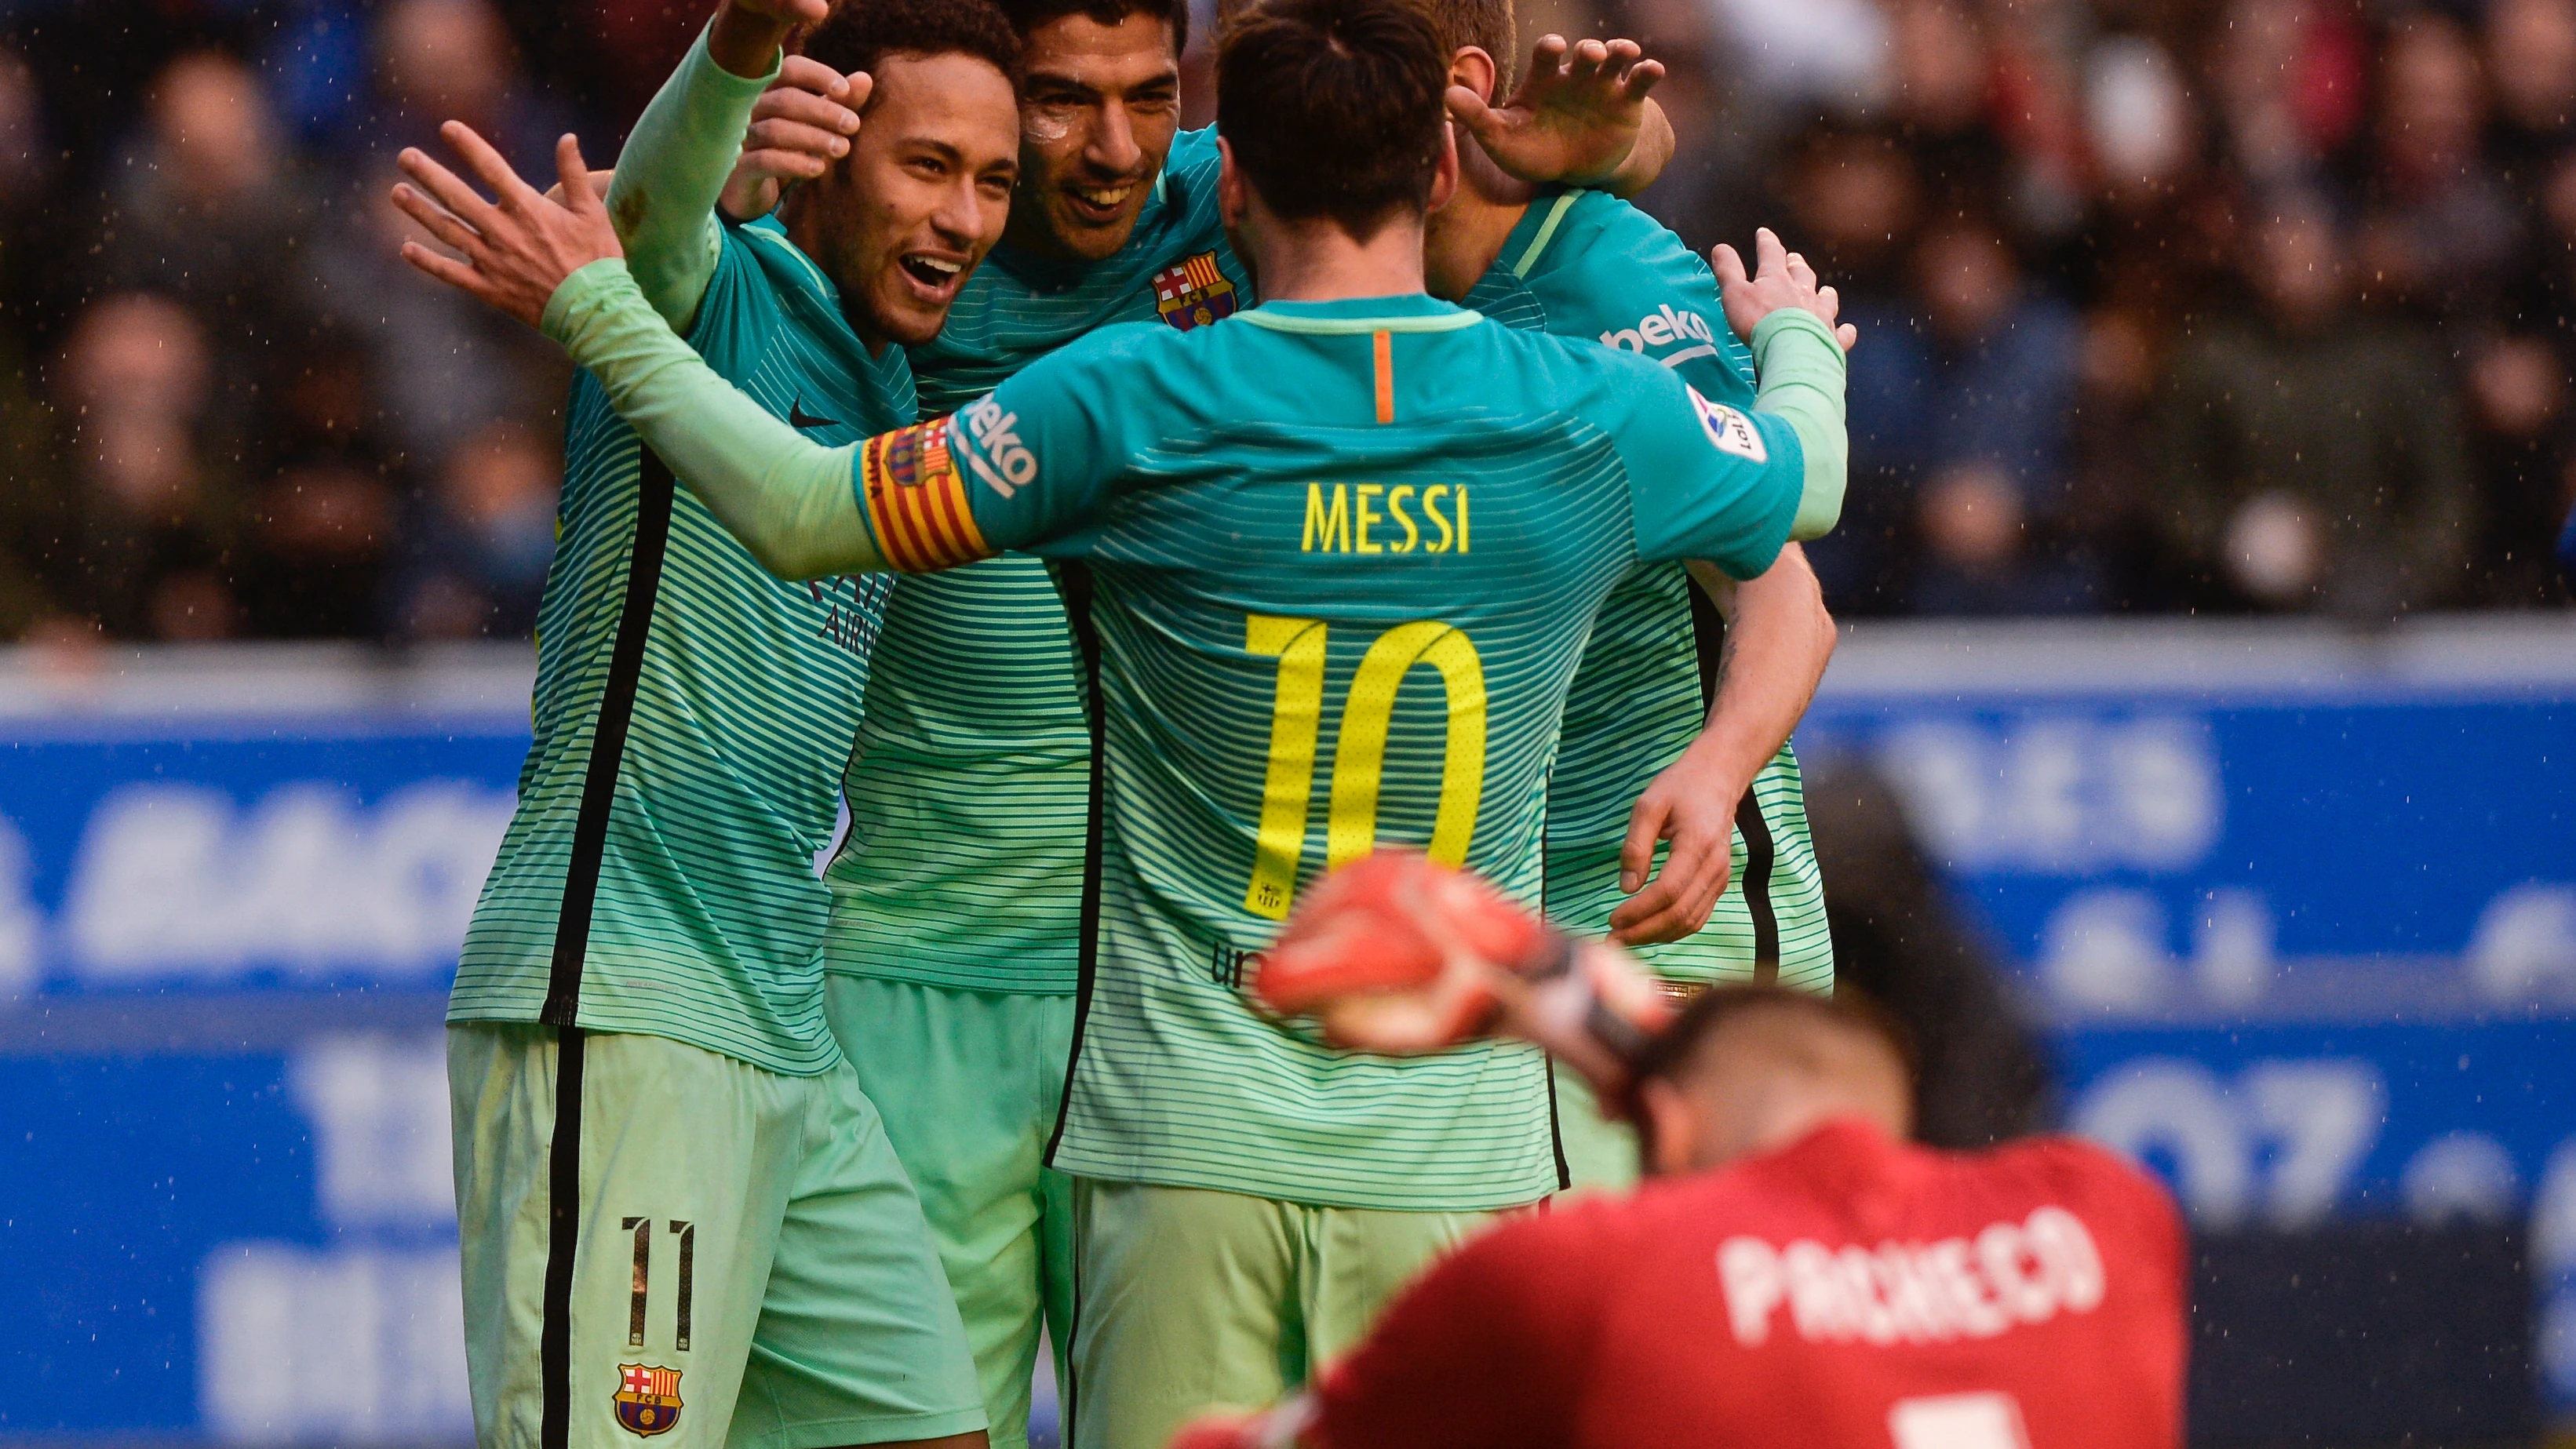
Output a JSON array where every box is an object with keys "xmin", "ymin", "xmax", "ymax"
[
  {"xmin": 851, "ymin": 294, "xmax": 1812, "ymax": 1209},
  {"xmin": 824, "ymin": 126, "xmax": 1248, "ymax": 996},
  {"xmin": 1467, "ymin": 189, "xmax": 1832, "ymax": 992},
  {"xmin": 450, "ymin": 217, "xmax": 907, "ymax": 1075}
]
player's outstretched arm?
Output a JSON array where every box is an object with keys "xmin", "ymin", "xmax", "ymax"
[
  {"xmin": 1448, "ymin": 35, "xmax": 1674, "ymax": 198},
  {"xmin": 393, "ymin": 125, "xmax": 887, "ymax": 579},
  {"xmin": 1714, "ymin": 228, "xmax": 1852, "ymax": 541},
  {"xmin": 609, "ymin": 0, "xmax": 826, "ymax": 329},
  {"xmin": 1609, "ymin": 545, "xmax": 1834, "ymax": 945}
]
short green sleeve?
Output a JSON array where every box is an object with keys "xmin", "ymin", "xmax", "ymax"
[{"xmin": 1609, "ymin": 361, "xmax": 1805, "ymax": 580}]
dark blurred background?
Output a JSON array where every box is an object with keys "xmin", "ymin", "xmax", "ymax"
[{"xmin": 0, "ymin": 0, "xmax": 2568, "ymax": 652}]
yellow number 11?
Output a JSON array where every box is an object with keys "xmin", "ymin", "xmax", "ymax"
[{"xmin": 1242, "ymin": 613, "xmax": 1488, "ymax": 919}]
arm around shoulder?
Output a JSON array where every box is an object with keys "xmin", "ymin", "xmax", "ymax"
[
  {"xmin": 606, "ymin": 20, "xmax": 784, "ymax": 330},
  {"xmin": 1749, "ymin": 309, "xmax": 1847, "ymax": 540},
  {"xmin": 543, "ymin": 259, "xmax": 884, "ymax": 577}
]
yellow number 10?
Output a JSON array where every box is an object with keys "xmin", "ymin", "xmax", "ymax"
[{"xmin": 1242, "ymin": 613, "xmax": 1488, "ymax": 919}]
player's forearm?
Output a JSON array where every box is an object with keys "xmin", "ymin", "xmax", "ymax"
[
  {"xmin": 1748, "ymin": 310, "xmax": 1847, "ymax": 540},
  {"xmin": 1682, "ymin": 548, "xmax": 1832, "ymax": 788},
  {"xmin": 607, "ymin": 19, "xmax": 781, "ymax": 331},
  {"xmin": 1603, "ymin": 99, "xmax": 1673, "ymax": 200},
  {"xmin": 543, "ymin": 258, "xmax": 884, "ymax": 578}
]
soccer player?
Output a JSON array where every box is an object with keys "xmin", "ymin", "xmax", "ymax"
[
  {"xmin": 388, "ymin": 4, "xmax": 1849, "ymax": 1445},
  {"xmin": 1404, "ymin": 0, "xmax": 1844, "ymax": 1192},
  {"xmin": 1193, "ymin": 856, "xmax": 2188, "ymax": 1449},
  {"xmin": 395, "ymin": 2, "xmax": 1018, "ymax": 1445},
  {"xmin": 707, "ymin": 7, "xmax": 1683, "ymax": 1444}
]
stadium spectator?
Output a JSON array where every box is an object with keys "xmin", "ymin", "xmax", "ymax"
[
  {"xmin": 36, "ymin": 293, "xmax": 244, "ymax": 642},
  {"xmin": 1848, "ymin": 217, "xmax": 2090, "ymax": 613},
  {"xmin": 90, "ymin": 51, "xmax": 321, "ymax": 457},
  {"xmin": 235, "ymin": 329, "xmax": 403, "ymax": 638},
  {"xmin": 2485, "ymin": 0, "xmax": 2576, "ymax": 177},
  {"xmin": 2155, "ymin": 200, "xmax": 2476, "ymax": 616},
  {"xmin": 2354, "ymin": 13, "xmax": 2518, "ymax": 322},
  {"xmin": 394, "ymin": 419, "xmax": 560, "ymax": 641},
  {"xmin": 6, "ymin": 0, "xmax": 2573, "ymax": 639}
]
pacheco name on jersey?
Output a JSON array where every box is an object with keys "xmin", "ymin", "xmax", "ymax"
[{"xmin": 1717, "ymin": 1204, "xmax": 2108, "ymax": 1349}]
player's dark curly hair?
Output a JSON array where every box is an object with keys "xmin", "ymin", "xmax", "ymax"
[
  {"xmin": 801, "ymin": 0, "xmax": 1024, "ymax": 93},
  {"xmin": 1619, "ymin": 985, "xmax": 1918, "ymax": 1165},
  {"xmin": 1216, "ymin": 0, "xmax": 1450, "ymax": 237},
  {"xmin": 993, "ymin": 0, "xmax": 1190, "ymax": 56}
]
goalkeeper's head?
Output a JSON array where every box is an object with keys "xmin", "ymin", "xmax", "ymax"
[{"xmin": 1627, "ymin": 987, "xmax": 1917, "ymax": 1180}]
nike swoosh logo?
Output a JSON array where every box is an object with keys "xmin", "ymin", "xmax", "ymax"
[{"xmin": 789, "ymin": 402, "xmax": 841, "ymax": 429}]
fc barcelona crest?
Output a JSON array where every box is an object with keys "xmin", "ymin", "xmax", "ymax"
[
  {"xmin": 1151, "ymin": 252, "xmax": 1237, "ymax": 331},
  {"xmin": 614, "ymin": 1363, "xmax": 683, "ymax": 1438}
]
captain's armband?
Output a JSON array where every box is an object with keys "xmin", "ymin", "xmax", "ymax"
[{"xmin": 858, "ymin": 417, "xmax": 997, "ymax": 573}]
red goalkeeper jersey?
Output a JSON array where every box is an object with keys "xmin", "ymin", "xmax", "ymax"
[{"xmin": 1305, "ymin": 1119, "xmax": 2186, "ymax": 1449}]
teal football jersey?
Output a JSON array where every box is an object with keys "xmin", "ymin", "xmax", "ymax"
[
  {"xmin": 1467, "ymin": 189, "xmax": 1832, "ymax": 993},
  {"xmin": 822, "ymin": 126, "xmax": 1249, "ymax": 996},
  {"xmin": 450, "ymin": 217, "xmax": 905, "ymax": 1075},
  {"xmin": 851, "ymin": 294, "xmax": 1805, "ymax": 1209}
]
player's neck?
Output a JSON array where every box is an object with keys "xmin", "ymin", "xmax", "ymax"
[
  {"xmin": 782, "ymin": 198, "xmax": 892, "ymax": 357},
  {"xmin": 1423, "ymin": 136, "xmax": 1532, "ymax": 303},
  {"xmin": 1243, "ymin": 210, "xmax": 1430, "ymax": 304}
]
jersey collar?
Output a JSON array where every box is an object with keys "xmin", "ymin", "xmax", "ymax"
[{"xmin": 1237, "ymin": 293, "xmax": 1482, "ymax": 335}]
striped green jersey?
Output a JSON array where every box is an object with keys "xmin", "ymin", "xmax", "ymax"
[
  {"xmin": 822, "ymin": 126, "xmax": 1248, "ymax": 996},
  {"xmin": 851, "ymin": 294, "xmax": 1808, "ymax": 1209},
  {"xmin": 1467, "ymin": 189, "xmax": 1832, "ymax": 993},
  {"xmin": 450, "ymin": 216, "xmax": 906, "ymax": 1075}
]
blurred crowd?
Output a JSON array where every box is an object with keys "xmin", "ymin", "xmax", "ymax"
[
  {"xmin": 1524, "ymin": 0, "xmax": 2576, "ymax": 616},
  {"xmin": 0, "ymin": 0, "xmax": 2566, "ymax": 647}
]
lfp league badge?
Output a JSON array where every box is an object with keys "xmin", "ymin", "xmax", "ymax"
[{"xmin": 614, "ymin": 1363, "xmax": 684, "ymax": 1437}]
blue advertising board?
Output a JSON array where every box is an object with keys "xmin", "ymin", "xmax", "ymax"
[
  {"xmin": 1, "ymin": 651, "xmax": 530, "ymax": 1443},
  {"xmin": 1805, "ymin": 619, "xmax": 2576, "ymax": 1407},
  {"xmin": 0, "ymin": 622, "xmax": 2569, "ymax": 1442}
]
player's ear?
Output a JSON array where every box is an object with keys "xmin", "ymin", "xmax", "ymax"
[
  {"xmin": 1426, "ymin": 122, "xmax": 1461, "ymax": 213},
  {"xmin": 1449, "ymin": 46, "xmax": 1498, "ymax": 104},
  {"xmin": 1638, "ymin": 1079, "xmax": 1697, "ymax": 1178},
  {"xmin": 1216, "ymin": 136, "xmax": 1248, "ymax": 229}
]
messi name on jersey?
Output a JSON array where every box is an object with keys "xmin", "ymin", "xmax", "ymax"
[{"xmin": 1151, "ymin": 252, "xmax": 1237, "ymax": 331}]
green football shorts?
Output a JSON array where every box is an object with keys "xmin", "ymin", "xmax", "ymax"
[
  {"xmin": 1066, "ymin": 1178, "xmax": 1486, "ymax": 1449},
  {"xmin": 446, "ymin": 1023, "xmax": 986, "ymax": 1449},
  {"xmin": 825, "ymin": 975, "xmax": 1077, "ymax": 1449},
  {"xmin": 1554, "ymin": 1065, "xmax": 1645, "ymax": 1194}
]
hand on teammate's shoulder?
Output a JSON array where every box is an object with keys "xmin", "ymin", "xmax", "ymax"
[{"xmin": 1711, "ymin": 228, "xmax": 1860, "ymax": 354}]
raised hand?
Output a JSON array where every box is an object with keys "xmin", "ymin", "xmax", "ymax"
[
  {"xmin": 1712, "ymin": 228, "xmax": 1860, "ymax": 352},
  {"xmin": 706, "ymin": 0, "xmax": 829, "ymax": 76},
  {"xmin": 392, "ymin": 124, "xmax": 624, "ymax": 329},
  {"xmin": 722, "ymin": 56, "xmax": 870, "ymax": 222},
  {"xmin": 1607, "ymin": 743, "xmax": 1746, "ymax": 946},
  {"xmin": 1448, "ymin": 35, "xmax": 1665, "ymax": 188}
]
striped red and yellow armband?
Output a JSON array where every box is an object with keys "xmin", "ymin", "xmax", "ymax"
[{"xmin": 858, "ymin": 418, "xmax": 995, "ymax": 573}]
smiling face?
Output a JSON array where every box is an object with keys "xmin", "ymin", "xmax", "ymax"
[
  {"xmin": 1004, "ymin": 10, "xmax": 1182, "ymax": 261},
  {"xmin": 796, "ymin": 50, "xmax": 1022, "ymax": 348}
]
